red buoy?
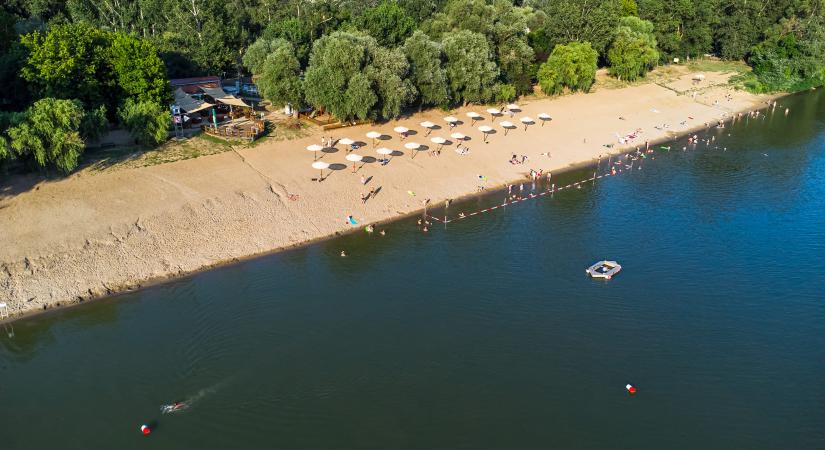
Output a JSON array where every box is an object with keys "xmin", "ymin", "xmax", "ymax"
[
  {"xmin": 626, "ymin": 384, "xmax": 637, "ymax": 394},
  {"xmin": 141, "ymin": 424, "xmax": 151, "ymax": 436}
]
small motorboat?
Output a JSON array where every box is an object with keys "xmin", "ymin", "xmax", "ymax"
[{"xmin": 586, "ymin": 260, "xmax": 622, "ymax": 280}]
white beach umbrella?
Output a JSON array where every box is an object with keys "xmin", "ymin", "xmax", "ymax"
[
  {"xmin": 520, "ymin": 116, "xmax": 535, "ymax": 131},
  {"xmin": 404, "ymin": 141, "xmax": 421, "ymax": 158},
  {"xmin": 507, "ymin": 103, "xmax": 521, "ymax": 111},
  {"xmin": 450, "ymin": 132, "xmax": 466, "ymax": 141},
  {"xmin": 486, "ymin": 107, "xmax": 502, "ymax": 122},
  {"xmin": 444, "ymin": 116, "xmax": 458, "ymax": 125},
  {"xmin": 376, "ymin": 146, "xmax": 394, "ymax": 164},
  {"xmin": 537, "ymin": 112, "xmax": 552, "ymax": 126},
  {"xmin": 478, "ymin": 125, "xmax": 494, "ymax": 143},
  {"xmin": 345, "ymin": 153, "xmax": 363, "ymax": 172},
  {"xmin": 366, "ymin": 131, "xmax": 382, "ymax": 147},
  {"xmin": 338, "ymin": 137, "xmax": 355, "ymax": 153},
  {"xmin": 420, "ymin": 121, "xmax": 436, "ymax": 136},
  {"xmin": 430, "ymin": 136, "xmax": 447, "ymax": 152},
  {"xmin": 466, "ymin": 111, "xmax": 482, "ymax": 126},
  {"xmin": 500, "ymin": 121, "xmax": 515, "ymax": 136},
  {"xmin": 311, "ymin": 160, "xmax": 329, "ymax": 180},
  {"xmin": 306, "ymin": 143, "xmax": 323, "ymax": 160},
  {"xmin": 393, "ymin": 126, "xmax": 409, "ymax": 134}
]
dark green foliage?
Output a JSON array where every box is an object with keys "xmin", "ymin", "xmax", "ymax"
[
  {"xmin": 350, "ymin": 1, "xmax": 416, "ymax": 47},
  {"xmin": 745, "ymin": 15, "xmax": 825, "ymax": 92},
  {"xmin": 108, "ymin": 33, "xmax": 170, "ymax": 106},
  {"xmin": 21, "ymin": 22, "xmax": 113, "ymax": 108},
  {"xmin": 527, "ymin": 0, "xmax": 622, "ymax": 57},
  {"xmin": 607, "ymin": 16, "xmax": 659, "ymax": 80},
  {"xmin": 304, "ymin": 31, "xmax": 414, "ymax": 121},
  {"xmin": 80, "ymin": 104, "xmax": 108, "ymax": 142},
  {"xmin": 255, "ymin": 39, "xmax": 304, "ymax": 108},
  {"xmin": 118, "ymin": 99, "xmax": 170, "ymax": 146},
  {"xmin": 537, "ymin": 41, "xmax": 598, "ymax": 94},
  {"xmin": 442, "ymin": 29, "xmax": 499, "ymax": 104},
  {"xmin": 261, "ymin": 18, "xmax": 314, "ymax": 65},
  {"xmin": 20, "ymin": 22, "xmax": 169, "ymax": 116},
  {"xmin": 402, "ymin": 31, "xmax": 450, "ymax": 107}
]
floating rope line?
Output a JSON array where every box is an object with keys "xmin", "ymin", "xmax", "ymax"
[{"xmin": 427, "ymin": 165, "xmax": 636, "ymax": 224}]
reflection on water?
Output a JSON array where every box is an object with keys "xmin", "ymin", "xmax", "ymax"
[{"xmin": 1, "ymin": 90, "xmax": 825, "ymax": 450}]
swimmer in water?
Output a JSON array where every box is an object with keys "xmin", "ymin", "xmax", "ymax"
[{"xmin": 161, "ymin": 401, "xmax": 187, "ymax": 414}]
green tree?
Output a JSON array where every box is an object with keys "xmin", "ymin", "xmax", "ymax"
[
  {"xmin": 402, "ymin": 30, "xmax": 450, "ymax": 107},
  {"xmin": 527, "ymin": 0, "xmax": 622, "ymax": 57},
  {"xmin": 256, "ymin": 39, "xmax": 304, "ymax": 108},
  {"xmin": 607, "ymin": 16, "xmax": 659, "ymax": 80},
  {"xmin": 7, "ymin": 98, "xmax": 87, "ymax": 173},
  {"xmin": 442, "ymin": 29, "xmax": 499, "ymax": 104},
  {"xmin": 366, "ymin": 46, "xmax": 416, "ymax": 119},
  {"xmin": 621, "ymin": 0, "xmax": 638, "ymax": 16},
  {"xmin": 20, "ymin": 22, "xmax": 112, "ymax": 108},
  {"xmin": 118, "ymin": 98, "xmax": 169, "ymax": 146},
  {"xmin": 636, "ymin": 0, "xmax": 718, "ymax": 61},
  {"xmin": 497, "ymin": 36, "xmax": 535, "ymax": 94},
  {"xmin": 350, "ymin": 1, "xmax": 416, "ymax": 47},
  {"xmin": 304, "ymin": 31, "xmax": 414, "ymax": 121},
  {"xmin": 537, "ymin": 41, "xmax": 598, "ymax": 94},
  {"xmin": 108, "ymin": 32, "xmax": 170, "ymax": 106},
  {"xmin": 261, "ymin": 17, "xmax": 313, "ymax": 65}
]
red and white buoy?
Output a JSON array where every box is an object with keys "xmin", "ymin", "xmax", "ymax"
[
  {"xmin": 140, "ymin": 424, "xmax": 151, "ymax": 436},
  {"xmin": 626, "ymin": 384, "xmax": 637, "ymax": 394}
]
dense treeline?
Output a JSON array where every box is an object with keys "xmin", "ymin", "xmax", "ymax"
[{"xmin": 1, "ymin": 0, "xmax": 824, "ymax": 173}]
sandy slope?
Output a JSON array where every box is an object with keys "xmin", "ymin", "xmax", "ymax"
[{"xmin": 0, "ymin": 72, "xmax": 773, "ymax": 320}]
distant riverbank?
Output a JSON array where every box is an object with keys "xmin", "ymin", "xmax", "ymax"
[{"xmin": 0, "ymin": 68, "xmax": 779, "ymax": 322}]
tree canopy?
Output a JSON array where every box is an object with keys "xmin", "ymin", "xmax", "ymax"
[
  {"xmin": 607, "ymin": 16, "xmax": 659, "ymax": 81},
  {"xmin": 537, "ymin": 41, "xmax": 598, "ymax": 95},
  {"xmin": 7, "ymin": 98, "xmax": 88, "ymax": 173},
  {"xmin": 442, "ymin": 29, "xmax": 499, "ymax": 104}
]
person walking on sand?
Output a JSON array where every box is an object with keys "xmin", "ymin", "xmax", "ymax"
[{"xmin": 361, "ymin": 192, "xmax": 367, "ymax": 204}]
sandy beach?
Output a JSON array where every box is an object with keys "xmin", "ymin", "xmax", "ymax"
[{"xmin": 0, "ymin": 70, "xmax": 776, "ymax": 321}]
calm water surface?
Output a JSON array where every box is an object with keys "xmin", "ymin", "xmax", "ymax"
[{"xmin": 2, "ymin": 91, "xmax": 825, "ymax": 450}]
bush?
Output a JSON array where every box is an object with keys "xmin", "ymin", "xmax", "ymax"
[
  {"xmin": 537, "ymin": 42, "xmax": 598, "ymax": 95},
  {"xmin": 7, "ymin": 98, "xmax": 87, "ymax": 173},
  {"xmin": 118, "ymin": 99, "xmax": 170, "ymax": 146},
  {"xmin": 607, "ymin": 17, "xmax": 659, "ymax": 81}
]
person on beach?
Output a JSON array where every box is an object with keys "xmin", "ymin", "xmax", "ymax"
[
  {"xmin": 361, "ymin": 192, "xmax": 367, "ymax": 204},
  {"xmin": 360, "ymin": 175, "xmax": 367, "ymax": 185},
  {"xmin": 369, "ymin": 186, "xmax": 376, "ymax": 198}
]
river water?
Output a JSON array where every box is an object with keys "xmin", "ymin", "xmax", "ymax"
[{"xmin": 2, "ymin": 90, "xmax": 825, "ymax": 450}]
